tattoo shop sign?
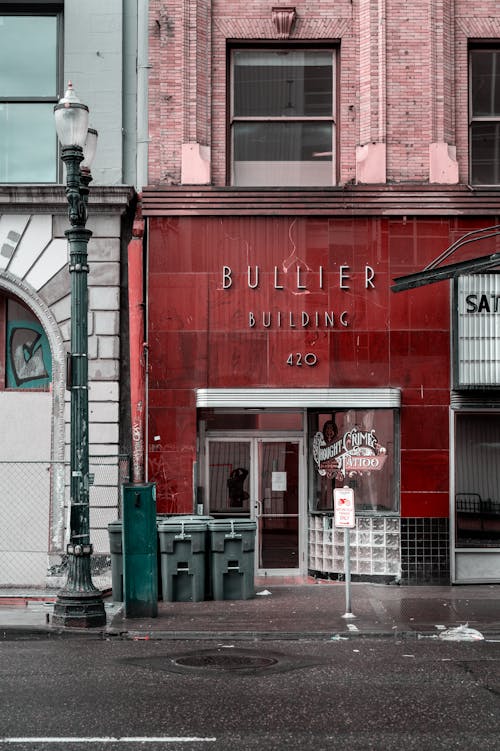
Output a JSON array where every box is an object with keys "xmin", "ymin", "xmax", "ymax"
[{"xmin": 312, "ymin": 427, "xmax": 387, "ymax": 482}]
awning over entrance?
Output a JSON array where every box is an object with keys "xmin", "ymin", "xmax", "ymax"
[{"xmin": 196, "ymin": 388, "xmax": 401, "ymax": 409}]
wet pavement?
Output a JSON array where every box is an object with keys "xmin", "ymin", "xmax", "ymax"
[{"xmin": 1, "ymin": 580, "xmax": 500, "ymax": 640}]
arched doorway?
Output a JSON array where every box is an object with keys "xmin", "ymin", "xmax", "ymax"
[{"xmin": 0, "ymin": 276, "xmax": 66, "ymax": 586}]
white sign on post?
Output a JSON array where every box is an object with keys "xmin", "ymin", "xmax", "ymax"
[
  {"xmin": 334, "ymin": 487, "xmax": 355, "ymax": 529},
  {"xmin": 334, "ymin": 486, "xmax": 356, "ymax": 619}
]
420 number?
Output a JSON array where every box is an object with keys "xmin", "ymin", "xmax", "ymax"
[{"xmin": 286, "ymin": 352, "xmax": 318, "ymax": 367}]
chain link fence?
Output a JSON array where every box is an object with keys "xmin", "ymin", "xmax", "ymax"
[{"xmin": 0, "ymin": 455, "xmax": 129, "ymax": 589}]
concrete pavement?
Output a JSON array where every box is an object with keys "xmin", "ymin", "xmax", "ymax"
[{"xmin": 1, "ymin": 580, "xmax": 500, "ymax": 641}]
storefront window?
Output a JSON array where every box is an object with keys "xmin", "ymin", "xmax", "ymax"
[
  {"xmin": 455, "ymin": 412, "xmax": 500, "ymax": 548},
  {"xmin": 309, "ymin": 409, "xmax": 398, "ymax": 513}
]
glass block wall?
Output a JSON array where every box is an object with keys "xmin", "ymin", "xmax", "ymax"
[
  {"xmin": 400, "ymin": 518, "xmax": 450, "ymax": 584},
  {"xmin": 308, "ymin": 515, "xmax": 401, "ymax": 580}
]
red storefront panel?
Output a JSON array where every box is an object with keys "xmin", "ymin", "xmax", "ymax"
[
  {"xmin": 268, "ymin": 331, "xmax": 331, "ymax": 388},
  {"xmin": 149, "ymin": 273, "xmax": 209, "ymax": 332},
  {"xmin": 148, "ymin": 331, "xmax": 208, "ymax": 389},
  {"xmin": 148, "ymin": 447, "xmax": 195, "ymax": 514},
  {"xmin": 147, "ymin": 215, "xmax": 452, "ymax": 515},
  {"xmin": 390, "ymin": 331, "xmax": 451, "ymax": 389},
  {"xmin": 401, "ymin": 450, "xmax": 449, "ymax": 493},
  {"xmin": 401, "ymin": 405, "xmax": 449, "ymax": 449},
  {"xmin": 401, "ymin": 491, "xmax": 450, "ymax": 518},
  {"xmin": 207, "ymin": 332, "xmax": 269, "ymax": 387},
  {"xmin": 148, "ymin": 404, "xmax": 197, "ymax": 454},
  {"xmin": 389, "ymin": 280, "xmax": 450, "ymax": 331},
  {"xmin": 330, "ymin": 330, "xmax": 391, "ymax": 386}
]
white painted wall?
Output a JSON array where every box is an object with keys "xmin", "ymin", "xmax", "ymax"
[
  {"xmin": 0, "ymin": 392, "xmax": 51, "ymax": 585},
  {"xmin": 0, "ymin": 391, "xmax": 51, "ymax": 460},
  {"xmin": 64, "ymin": 0, "xmax": 124, "ymax": 186},
  {"xmin": 0, "ymin": 204, "xmax": 129, "ymax": 586}
]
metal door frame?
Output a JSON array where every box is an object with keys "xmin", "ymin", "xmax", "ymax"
[
  {"xmin": 450, "ymin": 407, "xmax": 500, "ymax": 583},
  {"xmin": 203, "ymin": 432, "xmax": 306, "ymax": 576}
]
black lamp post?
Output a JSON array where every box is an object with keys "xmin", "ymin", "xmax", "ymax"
[{"xmin": 52, "ymin": 83, "xmax": 106, "ymax": 628}]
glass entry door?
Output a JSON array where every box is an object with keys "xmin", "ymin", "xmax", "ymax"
[{"xmin": 206, "ymin": 437, "xmax": 304, "ymax": 575}]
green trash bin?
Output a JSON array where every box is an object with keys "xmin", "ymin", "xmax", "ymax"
[
  {"xmin": 208, "ymin": 518, "xmax": 256, "ymax": 600},
  {"xmin": 157, "ymin": 516, "xmax": 211, "ymax": 602},
  {"xmin": 107, "ymin": 520, "xmax": 123, "ymax": 602}
]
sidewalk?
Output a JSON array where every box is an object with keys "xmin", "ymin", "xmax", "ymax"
[{"xmin": 1, "ymin": 581, "xmax": 500, "ymax": 641}]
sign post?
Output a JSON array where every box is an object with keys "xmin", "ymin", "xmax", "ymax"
[{"xmin": 334, "ymin": 487, "xmax": 356, "ymax": 619}]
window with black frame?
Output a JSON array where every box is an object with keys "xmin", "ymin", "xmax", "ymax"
[
  {"xmin": 0, "ymin": 13, "xmax": 60, "ymax": 183},
  {"xmin": 230, "ymin": 48, "xmax": 335, "ymax": 187},
  {"xmin": 470, "ymin": 48, "xmax": 500, "ymax": 185},
  {"xmin": 309, "ymin": 409, "xmax": 398, "ymax": 514}
]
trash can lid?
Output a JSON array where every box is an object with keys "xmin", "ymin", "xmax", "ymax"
[
  {"xmin": 208, "ymin": 518, "xmax": 256, "ymax": 532},
  {"xmin": 157, "ymin": 515, "xmax": 211, "ymax": 532},
  {"xmin": 108, "ymin": 519, "xmax": 122, "ymax": 529},
  {"xmin": 157, "ymin": 514, "xmax": 213, "ymax": 521}
]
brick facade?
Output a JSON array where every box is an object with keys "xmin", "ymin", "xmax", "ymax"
[
  {"xmin": 146, "ymin": 0, "xmax": 500, "ymax": 187},
  {"xmin": 144, "ymin": 2, "xmax": 500, "ymax": 584}
]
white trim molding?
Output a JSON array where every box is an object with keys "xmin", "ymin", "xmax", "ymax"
[{"xmin": 196, "ymin": 388, "xmax": 401, "ymax": 409}]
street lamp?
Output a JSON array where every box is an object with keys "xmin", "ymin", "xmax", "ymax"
[{"xmin": 52, "ymin": 83, "xmax": 106, "ymax": 628}]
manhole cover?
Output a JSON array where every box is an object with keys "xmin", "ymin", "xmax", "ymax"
[
  {"xmin": 175, "ymin": 653, "xmax": 279, "ymax": 671},
  {"xmin": 122, "ymin": 647, "xmax": 322, "ymax": 676}
]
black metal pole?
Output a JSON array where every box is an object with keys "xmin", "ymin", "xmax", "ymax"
[{"xmin": 52, "ymin": 145, "xmax": 106, "ymax": 628}]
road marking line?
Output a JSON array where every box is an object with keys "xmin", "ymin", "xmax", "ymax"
[{"xmin": 1, "ymin": 740, "xmax": 217, "ymax": 745}]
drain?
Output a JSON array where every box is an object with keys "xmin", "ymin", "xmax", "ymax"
[
  {"xmin": 175, "ymin": 652, "xmax": 279, "ymax": 671},
  {"xmin": 123, "ymin": 647, "xmax": 322, "ymax": 676}
]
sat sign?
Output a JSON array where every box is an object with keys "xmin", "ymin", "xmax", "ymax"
[{"xmin": 334, "ymin": 487, "xmax": 355, "ymax": 529}]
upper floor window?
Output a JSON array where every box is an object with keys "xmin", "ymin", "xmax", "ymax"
[
  {"xmin": 0, "ymin": 13, "xmax": 60, "ymax": 183},
  {"xmin": 0, "ymin": 293, "xmax": 52, "ymax": 389},
  {"xmin": 470, "ymin": 48, "xmax": 500, "ymax": 185},
  {"xmin": 230, "ymin": 48, "xmax": 335, "ymax": 187}
]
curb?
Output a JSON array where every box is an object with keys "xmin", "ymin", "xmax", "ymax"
[
  {"xmin": 0, "ymin": 625, "xmax": 108, "ymax": 640},
  {"xmin": 2, "ymin": 624, "xmax": 499, "ymax": 641},
  {"xmin": 112, "ymin": 628, "xmax": 500, "ymax": 642}
]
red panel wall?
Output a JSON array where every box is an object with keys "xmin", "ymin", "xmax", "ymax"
[{"xmin": 148, "ymin": 215, "xmax": 454, "ymax": 515}]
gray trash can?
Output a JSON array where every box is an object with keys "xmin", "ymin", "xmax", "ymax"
[
  {"xmin": 108, "ymin": 520, "xmax": 123, "ymax": 602},
  {"xmin": 157, "ymin": 516, "xmax": 211, "ymax": 602},
  {"xmin": 208, "ymin": 518, "xmax": 256, "ymax": 600}
]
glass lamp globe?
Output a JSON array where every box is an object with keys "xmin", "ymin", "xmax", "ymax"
[
  {"xmin": 81, "ymin": 128, "xmax": 98, "ymax": 171},
  {"xmin": 54, "ymin": 82, "xmax": 89, "ymax": 148}
]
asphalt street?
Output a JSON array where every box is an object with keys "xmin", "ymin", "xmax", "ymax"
[{"xmin": 0, "ymin": 636, "xmax": 499, "ymax": 751}]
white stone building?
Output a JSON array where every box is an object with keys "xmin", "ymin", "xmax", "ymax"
[{"xmin": 0, "ymin": 1, "xmax": 139, "ymax": 587}]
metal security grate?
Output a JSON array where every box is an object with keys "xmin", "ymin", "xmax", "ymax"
[
  {"xmin": 0, "ymin": 455, "xmax": 129, "ymax": 587},
  {"xmin": 88, "ymin": 454, "xmax": 130, "ymax": 552},
  {"xmin": 0, "ymin": 460, "xmax": 53, "ymax": 587}
]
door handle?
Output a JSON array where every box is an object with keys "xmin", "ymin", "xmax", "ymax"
[{"xmin": 254, "ymin": 500, "xmax": 263, "ymax": 517}]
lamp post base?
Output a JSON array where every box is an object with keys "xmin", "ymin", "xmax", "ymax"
[
  {"xmin": 53, "ymin": 589, "xmax": 106, "ymax": 628},
  {"xmin": 53, "ymin": 548, "xmax": 106, "ymax": 628}
]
